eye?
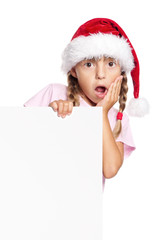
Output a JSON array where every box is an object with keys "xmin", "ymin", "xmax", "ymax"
[
  {"xmin": 108, "ymin": 61, "xmax": 116, "ymax": 67},
  {"xmin": 84, "ymin": 62, "xmax": 93, "ymax": 68}
]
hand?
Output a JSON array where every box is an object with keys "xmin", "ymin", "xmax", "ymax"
[
  {"xmin": 96, "ymin": 76, "xmax": 123, "ymax": 113},
  {"xmin": 49, "ymin": 100, "xmax": 73, "ymax": 118}
]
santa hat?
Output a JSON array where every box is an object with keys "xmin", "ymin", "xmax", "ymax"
[{"xmin": 61, "ymin": 18, "xmax": 149, "ymax": 117}]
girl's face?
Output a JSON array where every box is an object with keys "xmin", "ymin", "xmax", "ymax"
[{"xmin": 70, "ymin": 56, "xmax": 121, "ymax": 106}]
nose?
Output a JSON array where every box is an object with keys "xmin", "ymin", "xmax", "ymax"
[{"xmin": 95, "ymin": 61, "xmax": 106, "ymax": 80}]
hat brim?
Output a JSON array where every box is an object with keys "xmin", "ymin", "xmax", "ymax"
[{"xmin": 61, "ymin": 33, "xmax": 135, "ymax": 74}]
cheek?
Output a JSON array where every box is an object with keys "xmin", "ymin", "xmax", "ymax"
[
  {"xmin": 112, "ymin": 67, "xmax": 121, "ymax": 77},
  {"xmin": 76, "ymin": 69, "xmax": 87, "ymax": 81},
  {"xmin": 77, "ymin": 76, "xmax": 88, "ymax": 91},
  {"xmin": 107, "ymin": 71, "xmax": 121, "ymax": 87},
  {"xmin": 76, "ymin": 71, "xmax": 92, "ymax": 86}
]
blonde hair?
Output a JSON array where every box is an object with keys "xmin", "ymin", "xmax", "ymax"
[
  {"xmin": 67, "ymin": 71, "xmax": 128, "ymax": 139},
  {"xmin": 67, "ymin": 72, "xmax": 81, "ymax": 106},
  {"xmin": 113, "ymin": 72, "xmax": 128, "ymax": 139}
]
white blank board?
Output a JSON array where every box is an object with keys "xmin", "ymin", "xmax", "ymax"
[{"xmin": 0, "ymin": 107, "xmax": 103, "ymax": 240}]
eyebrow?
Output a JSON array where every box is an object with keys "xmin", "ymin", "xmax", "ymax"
[
  {"xmin": 82, "ymin": 56, "xmax": 117, "ymax": 63},
  {"xmin": 83, "ymin": 58, "xmax": 96, "ymax": 62},
  {"xmin": 104, "ymin": 57, "xmax": 116, "ymax": 61}
]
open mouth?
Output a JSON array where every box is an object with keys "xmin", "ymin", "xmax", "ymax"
[{"xmin": 95, "ymin": 86, "xmax": 108, "ymax": 98}]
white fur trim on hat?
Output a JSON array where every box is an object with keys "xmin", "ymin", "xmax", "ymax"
[
  {"xmin": 126, "ymin": 98, "xmax": 149, "ymax": 117},
  {"xmin": 61, "ymin": 33, "xmax": 135, "ymax": 74}
]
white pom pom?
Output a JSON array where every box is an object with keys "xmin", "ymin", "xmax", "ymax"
[{"xmin": 126, "ymin": 98, "xmax": 149, "ymax": 117}]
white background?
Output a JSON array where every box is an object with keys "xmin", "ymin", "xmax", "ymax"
[{"xmin": 0, "ymin": 0, "xmax": 158, "ymax": 239}]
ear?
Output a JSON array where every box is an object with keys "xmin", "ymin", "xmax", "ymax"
[{"xmin": 70, "ymin": 67, "xmax": 77, "ymax": 78}]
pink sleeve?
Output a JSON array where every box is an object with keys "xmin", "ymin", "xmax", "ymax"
[
  {"xmin": 116, "ymin": 113, "xmax": 136, "ymax": 158},
  {"xmin": 24, "ymin": 84, "xmax": 53, "ymax": 107}
]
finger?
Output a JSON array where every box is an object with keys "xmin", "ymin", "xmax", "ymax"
[
  {"xmin": 63, "ymin": 102, "xmax": 69, "ymax": 115},
  {"xmin": 49, "ymin": 101, "xmax": 58, "ymax": 111},
  {"xmin": 52, "ymin": 101, "xmax": 58, "ymax": 111},
  {"xmin": 63, "ymin": 101, "xmax": 73, "ymax": 117},
  {"xmin": 68, "ymin": 102, "xmax": 73, "ymax": 115},
  {"xmin": 58, "ymin": 102, "xmax": 64, "ymax": 117},
  {"xmin": 107, "ymin": 82, "xmax": 114, "ymax": 98},
  {"xmin": 61, "ymin": 102, "xmax": 70, "ymax": 118},
  {"xmin": 49, "ymin": 101, "xmax": 54, "ymax": 107},
  {"xmin": 115, "ymin": 76, "xmax": 123, "ymax": 98},
  {"xmin": 117, "ymin": 78, "xmax": 122, "ymax": 95},
  {"xmin": 111, "ymin": 80, "xmax": 118, "ymax": 99},
  {"xmin": 112, "ymin": 76, "xmax": 122, "ymax": 100}
]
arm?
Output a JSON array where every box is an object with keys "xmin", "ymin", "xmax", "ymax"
[{"xmin": 102, "ymin": 112, "xmax": 124, "ymax": 178}]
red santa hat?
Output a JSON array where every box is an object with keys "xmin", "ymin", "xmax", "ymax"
[{"xmin": 61, "ymin": 18, "xmax": 149, "ymax": 117}]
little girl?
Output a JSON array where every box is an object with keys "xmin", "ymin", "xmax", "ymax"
[{"xmin": 24, "ymin": 18, "xmax": 147, "ymax": 184}]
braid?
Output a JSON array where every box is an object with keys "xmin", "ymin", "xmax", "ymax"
[
  {"xmin": 119, "ymin": 72, "xmax": 128, "ymax": 112},
  {"xmin": 113, "ymin": 72, "xmax": 128, "ymax": 139},
  {"xmin": 67, "ymin": 72, "xmax": 80, "ymax": 106}
]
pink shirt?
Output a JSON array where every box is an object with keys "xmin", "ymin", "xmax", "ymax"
[{"xmin": 24, "ymin": 83, "xmax": 136, "ymax": 190}]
